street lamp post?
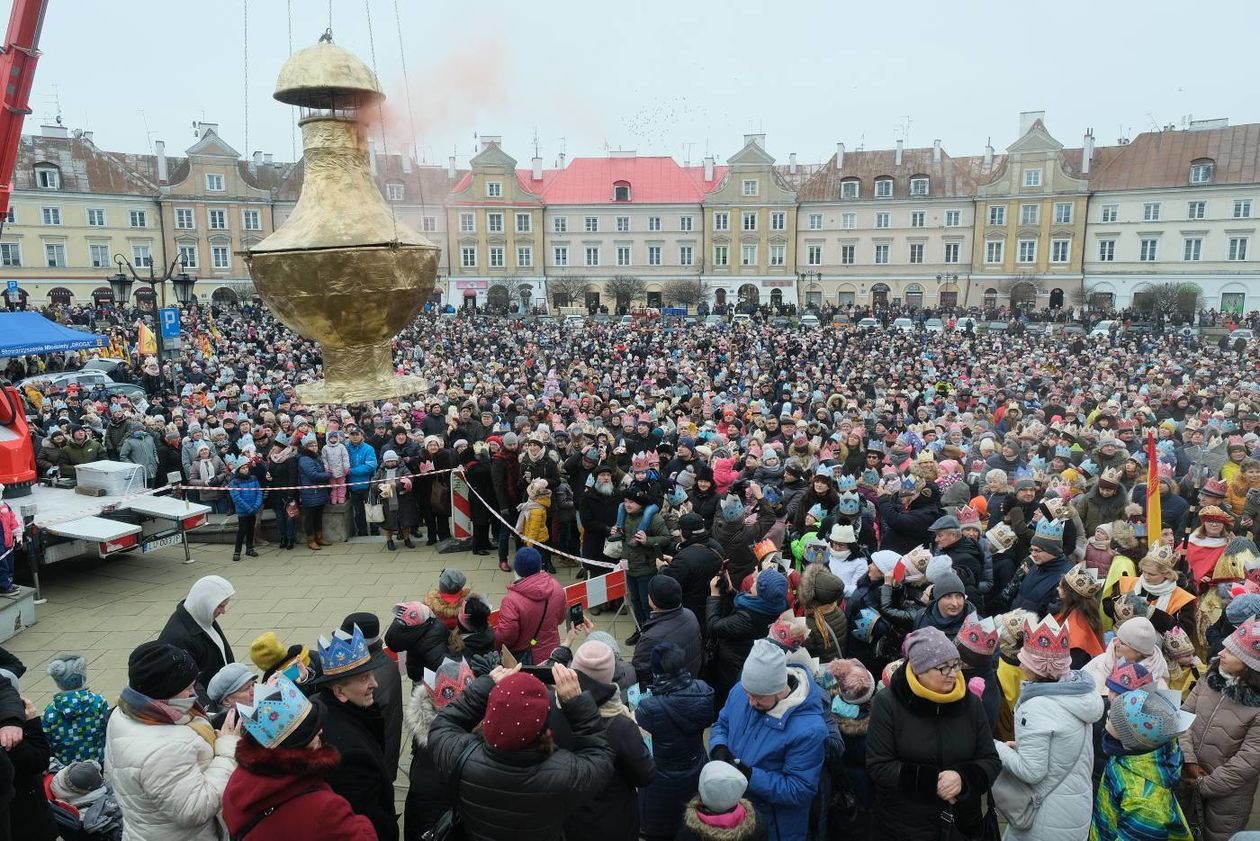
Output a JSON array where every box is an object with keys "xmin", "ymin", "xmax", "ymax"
[
  {"xmin": 935, "ymin": 273, "xmax": 959, "ymax": 311},
  {"xmin": 109, "ymin": 254, "xmax": 198, "ymax": 377},
  {"xmin": 797, "ymin": 270, "xmax": 821, "ymax": 312}
]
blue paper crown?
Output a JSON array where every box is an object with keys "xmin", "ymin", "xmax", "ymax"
[
  {"xmin": 1028, "ymin": 456, "xmax": 1047, "ymax": 472},
  {"xmin": 1078, "ymin": 459, "xmax": 1099, "ymax": 476},
  {"xmin": 861, "ymin": 468, "xmax": 881, "ymax": 486},
  {"xmin": 838, "ymin": 491, "xmax": 861, "ymax": 516},
  {"xmin": 807, "ymin": 503, "xmax": 826, "ymax": 521},
  {"xmin": 814, "ymin": 464, "xmax": 833, "ymax": 480},
  {"xmin": 836, "ymin": 475, "xmax": 858, "ymax": 492},
  {"xmin": 1054, "ymin": 445, "xmax": 1071, "ymax": 458},
  {"xmin": 237, "ymin": 675, "xmax": 312, "ymax": 749},
  {"xmin": 899, "ymin": 476, "xmax": 920, "ymax": 492},
  {"xmin": 852, "ymin": 608, "xmax": 880, "ymax": 643},
  {"xmin": 317, "ymin": 625, "xmax": 371, "ymax": 677},
  {"xmin": 1035, "ymin": 518, "xmax": 1065, "ymax": 539}
]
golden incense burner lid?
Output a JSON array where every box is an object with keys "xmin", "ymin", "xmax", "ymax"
[{"xmin": 274, "ymin": 38, "xmax": 383, "ymax": 111}]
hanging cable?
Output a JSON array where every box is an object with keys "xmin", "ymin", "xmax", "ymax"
[
  {"xmin": 242, "ymin": 0, "xmax": 249, "ymax": 162},
  {"xmin": 393, "ymin": 0, "xmax": 424, "ymax": 211},
  {"xmin": 364, "ymin": 0, "xmax": 398, "ymax": 243},
  {"xmin": 287, "ymin": 0, "xmax": 296, "ymax": 162}
]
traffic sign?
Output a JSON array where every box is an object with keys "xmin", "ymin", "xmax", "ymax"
[
  {"xmin": 5, "ymin": 280, "xmax": 16, "ymax": 294},
  {"xmin": 159, "ymin": 307, "xmax": 181, "ymax": 340}
]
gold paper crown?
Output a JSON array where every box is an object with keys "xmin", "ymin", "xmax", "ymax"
[
  {"xmin": 1099, "ymin": 466, "xmax": 1124, "ymax": 486},
  {"xmin": 1063, "ymin": 562, "xmax": 1103, "ymax": 598}
]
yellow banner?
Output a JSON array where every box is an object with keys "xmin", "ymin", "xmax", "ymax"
[{"xmin": 138, "ymin": 322, "xmax": 158, "ymax": 355}]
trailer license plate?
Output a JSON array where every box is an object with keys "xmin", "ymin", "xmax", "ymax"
[{"xmin": 142, "ymin": 534, "xmax": 184, "ymax": 553}]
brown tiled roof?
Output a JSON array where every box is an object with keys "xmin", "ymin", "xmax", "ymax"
[
  {"xmin": 16, "ymin": 135, "xmax": 159, "ymax": 195},
  {"xmin": 276, "ymin": 155, "xmax": 458, "ymax": 204},
  {"xmin": 1087, "ymin": 124, "xmax": 1260, "ymax": 191},
  {"xmin": 797, "ymin": 147, "xmax": 980, "ymax": 201}
]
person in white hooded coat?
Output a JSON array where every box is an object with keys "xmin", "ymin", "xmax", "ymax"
[
  {"xmin": 993, "ymin": 616, "xmax": 1103, "ymax": 841},
  {"xmin": 158, "ymin": 575, "xmax": 236, "ymax": 705}
]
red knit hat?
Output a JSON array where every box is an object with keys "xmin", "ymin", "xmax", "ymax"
[{"xmin": 481, "ymin": 672, "xmax": 551, "ymax": 751}]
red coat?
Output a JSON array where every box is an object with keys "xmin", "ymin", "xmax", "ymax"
[
  {"xmin": 494, "ymin": 571, "xmax": 566, "ymax": 662},
  {"xmin": 222, "ymin": 738, "xmax": 377, "ymax": 841}
]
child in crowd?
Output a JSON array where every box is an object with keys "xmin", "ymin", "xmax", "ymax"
[
  {"xmin": 612, "ymin": 452, "xmax": 662, "ymax": 542},
  {"xmin": 322, "ymin": 428, "xmax": 350, "ymax": 505},
  {"xmin": 41, "ymin": 654, "xmax": 109, "ymax": 765}
]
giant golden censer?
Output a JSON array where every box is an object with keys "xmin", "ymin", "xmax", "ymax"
[{"xmin": 243, "ymin": 38, "xmax": 439, "ymax": 404}]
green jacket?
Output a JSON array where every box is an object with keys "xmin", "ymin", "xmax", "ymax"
[
  {"xmin": 1090, "ymin": 741, "xmax": 1193, "ymax": 841},
  {"xmin": 790, "ymin": 529, "xmax": 819, "ymax": 565},
  {"xmin": 621, "ymin": 509, "xmax": 671, "ymax": 577},
  {"xmin": 59, "ymin": 438, "xmax": 102, "ymax": 479}
]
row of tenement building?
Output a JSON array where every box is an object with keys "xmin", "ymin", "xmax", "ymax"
[{"xmin": 1, "ymin": 111, "xmax": 1258, "ymax": 315}]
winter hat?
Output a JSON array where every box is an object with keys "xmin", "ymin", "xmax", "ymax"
[
  {"xmin": 871, "ymin": 550, "xmax": 902, "ymax": 577},
  {"xmin": 1117, "ymin": 616, "xmax": 1158, "ymax": 657},
  {"xmin": 46, "ymin": 654, "xmax": 87, "ymax": 691},
  {"xmin": 932, "ymin": 570, "xmax": 966, "ymax": 600},
  {"xmin": 393, "ymin": 601, "xmax": 433, "ymax": 628},
  {"xmin": 381, "ymin": 449, "xmax": 399, "ymax": 463},
  {"xmin": 810, "ymin": 567, "xmax": 845, "ymax": 605},
  {"xmin": 128, "ymin": 640, "xmax": 200, "ymax": 700},
  {"xmin": 502, "ymin": 431, "xmax": 520, "ymax": 447},
  {"xmin": 754, "ymin": 568, "xmax": 789, "ymax": 612},
  {"xmin": 926, "ymin": 556, "xmax": 956, "ymax": 585},
  {"xmin": 698, "ymin": 760, "xmax": 748, "ymax": 813},
  {"xmin": 1108, "ymin": 687, "xmax": 1195, "ymax": 751},
  {"xmin": 572, "ymin": 640, "xmax": 616, "ymax": 685},
  {"xmin": 481, "ymin": 672, "xmax": 551, "ymax": 751},
  {"xmin": 513, "ymin": 546, "xmax": 543, "ymax": 578},
  {"xmin": 904, "ymin": 627, "xmax": 958, "ymax": 675},
  {"xmin": 1106, "ymin": 662, "xmax": 1153, "ymax": 694},
  {"xmin": 1226, "ymin": 592, "xmax": 1260, "ymax": 626},
  {"xmin": 51, "ymin": 761, "xmax": 105, "ymax": 802},
  {"xmin": 207, "ymin": 662, "xmax": 256, "ymax": 704},
  {"xmin": 741, "ymin": 638, "xmax": 788, "ymax": 696},
  {"xmin": 1223, "ymin": 617, "xmax": 1260, "ymax": 672},
  {"xmin": 678, "ymin": 512, "xmax": 707, "ymax": 535},
  {"xmin": 438, "ymin": 568, "xmax": 468, "ymax": 601},
  {"xmin": 826, "ymin": 658, "xmax": 875, "ymax": 705},
  {"xmin": 650, "ymin": 642, "xmax": 688, "ymax": 680},
  {"xmin": 341, "ymin": 612, "xmax": 381, "ymax": 645},
  {"xmin": 587, "ymin": 631, "xmax": 622, "ymax": 660},
  {"xmin": 250, "ymin": 632, "xmax": 308, "ymax": 673},
  {"xmin": 648, "ymin": 574, "xmax": 683, "ymax": 610}
]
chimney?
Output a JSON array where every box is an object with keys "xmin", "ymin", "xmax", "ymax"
[
  {"xmin": 40, "ymin": 124, "xmax": 68, "ymax": 139},
  {"xmin": 557, "ymin": 151, "xmax": 566, "ymax": 168},
  {"xmin": 932, "ymin": 139, "xmax": 941, "ymax": 164},
  {"xmin": 895, "ymin": 139, "xmax": 903, "ymax": 166},
  {"xmin": 263, "ymin": 152, "xmax": 274, "ymax": 166},
  {"xmin": 448, "ymin": 155, "xmax": 457, "ymax": 180},
  {"xmin": 1018, "ymin": 110, "xmax": 1045, "ymax": 136},
  {"xmin": 703, "ymin": 156, "xmax": 714, "ymax": 182},
  {"xmin": 401, "ymin": 154, "xmax": 412, "ymax": 174},
  {"xmin": 1081, "ymin": 130, "xmax": 1094, "ymax": 174},
  {"xmin": 479, "ymin": 135, "xmax": 502, "ymax": 153},
  {"xmin": 368, "ymin": 138, "xmax": 378, "ymax": 176},
  {"xmin": 983, "ymin": 141, "xmax": 994, "ymax": 169},
  {"xmin": 744, "ymin": 133, "xmax": 765, "ymax": 149},
  {"xmin": 531, "ymin": 156, "xmax": 543, "ymax": 180},
  {"xmin": 789, "ymin": 152, "xmax": 798, "ymax": 174},
  {"xmin": 252, "ymin": 151, "xmax": 263, "ymax": 166},
  {"xmin": 836, "ymin": 142, "xmax": 845, "ymax": 169},
  {"xmin": 155, "ymin": 140, "xmax": 168, "ymax": 183},
  {"xmin": 195, "ymin": 121, "xmax": 220, "ymax": 138}
]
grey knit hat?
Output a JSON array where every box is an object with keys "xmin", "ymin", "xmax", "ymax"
[
  {"xmin": 1226, "ymin": 592, "xmax": 1260, "ymax": 626},
  {"xmin": 698, "ymin": 760, "xmax": 748, "ymax": 813},
  {"xmin": 904, "ymin": 627, "xmax": 958, "ymax": 674},
  {"xmin": 438, "ymin": 568, "xmax": 468, "ymax": 595},
  {"xmin": 741, "ymin": 639, "xmax": 787, "ymax": 696},
  {"xmin": 46, "ymin": 654, "xmax": 87, "ymax": 692}
]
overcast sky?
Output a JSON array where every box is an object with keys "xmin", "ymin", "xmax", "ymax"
[{"xmin": 25, "ymin": 0, "xmax": 1260, "ymax": 168}]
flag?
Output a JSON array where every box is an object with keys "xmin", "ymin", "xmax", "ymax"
[
  {"xmin": 1146, "ymin": 430, "xmax": 1161, "ymax": 541},
  {"xmin": 138, "ymin": 322, "xmax": 158, "ymax": 355},
  {"xmin": 207, "ymin": 309, "xmax": 221, "ymax": 343}
]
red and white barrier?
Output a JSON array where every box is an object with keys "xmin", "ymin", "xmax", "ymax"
[
  {"xmin": 489, "ymin": 568, "xmax": 627, "ymax": 626},
  {"xmin": 450, "ymin": 470, "xmax": 472, "ymax": 540}
]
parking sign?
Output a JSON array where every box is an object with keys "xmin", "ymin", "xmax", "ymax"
[
  {"xmin": 5, "ymin": 280, "xmax": 15, "ymax": 294},
  {"xmin": 159, "ymin": 307, "xmax": 181, "ymax": 340}
]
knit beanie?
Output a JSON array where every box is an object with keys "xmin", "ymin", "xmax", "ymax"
[
  {"xmin": 1226, "ymin": 592, "xmax": 1260, "ymax": 626},
  {"xmin": 513, "ymin": 546, "xmax": 543, "ymax": 578},
  {"xmin": 932, "ymin": 570, "xmax": 966, "ymax": 600},
  {"xmin": 648, "ymin": 574, "xmax": 683, "ymax": 611},
  {"xmin": 1108, "ymin": 687, "xmax": 1195, "ymax": 751},
  {"xmin": 651, "ymin": 642, "xmax": 688, "ymax": 680},
  {"xmin": 46, "ymin": 654, "xmax": 87, "ymax": 692},
  {"xmin": 1223, "ymin": 617, "xmax": 1260, "ymax": 672},
  {"xmin": 754, "ymin": 568, "xmax": 789, "ymax": 612},
  {"xmin": 481, "ymin": 672, "xmax": 551, "ymax": 751},
  {"xmin": 587, "ymin": 631, "xmax": 622, "ymax": 659},
  {"xmin": 826, "ymin": 658, "xmax": 875, "ymax": 705},
  {"xmin": 698, "ymin": 760, "xmax": 748, "ymax": 813},
  {"xmin": 810, "ymin": 567, "xmax": 845, "ymax": 605},
  {"xmin": 741, "ymin": 638, "xmax": 788, "ymax": 696},
  {"xmin": 438, "ymin": 568, "xmax": 468, "ymax": 601},
  {"xmin": 1116, "ymin": 616, "xmax": 1157, "ymax": 657},
  {"xmin": 127, "ymin": 640, "xmax": 200, "ymax": 700},
  {"xmin": 572, "ymin": 640, "xmax": 616, "ymax": 685},
  {"xmin": 904, "ymin": 627, "xmax": 958, "ymax": 675}
]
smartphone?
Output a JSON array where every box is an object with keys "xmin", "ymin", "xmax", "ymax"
[
  {"xmin": 520, "ymin": 665, "xmax": 557, "ymax": 685},
  {"xmin": 281, "ymin": 660, "xmax": 303, "ymax": 684},
  {"xmin": 567, "ymin": 603, "xmax": 584, "ymax": 629}
]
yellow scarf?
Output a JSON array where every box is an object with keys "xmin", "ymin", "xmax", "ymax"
[{"xmin": 906, "ymin": 666, "xmax": 966, "ymax": 703}]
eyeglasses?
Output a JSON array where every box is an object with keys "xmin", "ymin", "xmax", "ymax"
[{"xmin": 931, "ymin": 661, "xmax": 962, "ymax": 676}]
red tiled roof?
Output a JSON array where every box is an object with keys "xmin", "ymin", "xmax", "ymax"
[
  {"xmin": 797, "ymin": 147, "xmax": 979, "ymax": 201},
  {"xmin": 537, "ymin": 156, "xmax": 720, "ymax": 204},
  {"xmin": 683, "ymin": 164, "xmax": 729, "ymax": 195},
  {"xmin": 1087, "ymin": 124, "xmax": 1260, "ymax": 191}
]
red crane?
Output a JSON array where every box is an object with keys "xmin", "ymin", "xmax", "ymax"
[{"xmin": 0, "ymin": 0, "xmax": 49, "ymax": 218}]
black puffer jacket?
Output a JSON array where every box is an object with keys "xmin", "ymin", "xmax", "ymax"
[
  {"xmin": 941, "ymin": 536, "xmax": 985, "ymax": 594},
  {"xmin": 661, "ymin": 535, "xmax": 725, "ymax": 622},
  {"xmin": 428, "ymin": 676, "xmax": 616, "ymax": 841},
  {"xmin": 705, "ymin": 596, "xmax": 779, "ymax": 702},
  {"xmin": 631, "ymin": 607, "xmax": 704, "ymax": 685},
  {"xmin": 384, "ymin": 616, "xmax": 451, "ymax": 681},
  {"xmin": 876, "ymin": 487, "xmax": 945, "ymax": 554}
]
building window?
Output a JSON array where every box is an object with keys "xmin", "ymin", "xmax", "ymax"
[
  {"xmin": 1023, "ymin": 168, "xmax": 1042, "ymax": 187},
  {"xmin": 0, "ymin": 243, "xmax": 18, "ymax": 266},
  {"xmin": 910, "ymin": 211, "xmax": 925, "ymax": 228},
  {"xmin": 1051, "ymin": 239, "xmax": 1070, "ymax": 263},
  {"xmin": 741, "ymin": 244, "xmax": 757, "ymax": 266},
  {"xmin": 769, "ymin": 244, "xmax": 785, "ymax": 266},
  {"xmin": 713, "ymin": 212, "xmax": 729, "ymax": 231},
  {"xmin": 1017, "ymin": 239, "xmax": 1037, "ymax": 263},
  {"xmin": 875, "ymin": 178, "xmax": 893, "ymax": 197},
  {"xmin": 808, "ymin": 213, "xmax": 823, "ymax": 230},
  {"xmin": 585, "ymin": 216, "xmax": 599, "ymax": 232},
  {"xmin": 1234, "ymin": 199, "xmax": 1253, "ymax": 219},
  {"xmin": 89, "ymin": 243, "xmax": 110, "ymax": 267},
  {"xmin": 616, "ymin": 246, "xmax": 632, "ymax": 266},
  {"xmin": 841, "ymin": 212, "xmax": 855, "ymax": 230},
  {"xmin": 611, "ymin": 181, "xmax": 631, "ymax": 201},
  {"xmin": 875, "ymin": 212, "xmax": 890, "ymax": 229},
  {"xmin": 1020, "ymin": 204, "xmax": 1040, "ymax": 225},
  {"xmin": 679, "ymin": 215, "xmax": 693, "ymax": 232},
  {"xmin": 616, "ymin": 216, "xmax": 630, "ymax": 232},
  {"xmin": 770, "ymin": 211, "xmax": 786, "ymax": 231},
  {"xmin": 211, "ymin": 245, "xmax": 230, "ymax": 269},
  {"xmin": 944, "ymin": 242, "xmax": 960, "ymax": 263},
  {"xmin": 515, "ymin": 212, "xmax": 532, "ymax": 233},
  {"xmin": 1190, "ymin": 161, "xmax": 1214, "ymax": 183},
  {"xmin": 174, "ymin": 208, "xmax": 194, "ymax": 229},
  {"xmin": 35, "ymin": 166, "xmax": 60, "ymax": 189},
  {"xmin": 132, "ymin": 209, "xmax": 150, "ymax": 228},
  {"xmin": 1188, "ymin": 201, "xmax": 1206, "ymax": 220},
  {"xmin": 985, "ymin": 240, "xmax": 1004, "ymax": 264},
  {"xmin": 1053, "ymin": 202, "xmax": 1073, "ymax": 224},
  {"xmin": 422, "ymin": 216, "xmax": 437, "ymax": 232},
  {"xmin": 840, "ymin": 244, "xmax": 855, "ymax": 265},
  {"xmin": 205, "ymin": 173, "xmax": 225, "ymax": 191},
  {"xmin": 207, "ymin": 209, "xmax": 225, "ymax": 229},
  {"xmin": 1229, "ymin": 237, "xmax": 1249, "ymax": 261},
  {"xmin": 585, "ymin": 246, "xmax": 600, "ymax": 266},
  {"xmin": 486, "ymin": 181, "xmax": 502, "ymax": 198},
  {"xmin": 988, "ymin": 205, "xmax": 1006, "ymax": 226},
  {"xmin": 459, "ymin": 212, "xmax": 475, "ymax": 233},
  {"xmin": 679, "ymin": 245, "xmax": 693, "ymax": 266},
  {"xmin": 1184, "ymin": 238, "xmax": 1202, "ymax": 261},
  {"xmin": 1143, "ymin": 202, "xmax": 1161, "ymax": 221},
  {"xmin": 648, "ymin": 216, "xmax": 661, "ymax": 231},
  {"xmin": 41, "ymin": 206, "xmax": 61, "ymax": 225},
  {"xmin": 909, "ymin": 177, "xmax": 929, "ymax": 196},
  {"xmin": 713, "ymin": 245, "xmax": 728, "ymax": 266},
  {"xmin": 44, "ymin": 242, "xmax": 65, "ymax": 267},
  {"xmin": 553, "ymin": 246, "xmax": 568, "ymax": 266},
  {"xmin": 742, "ymin": 179, "xmax": 759, "ymax": 196},
  {"xmin": 806, "ymin": 244, "xmax": 822, "ymax": 266},
  {"xmin": 461, "ymin": 246, "xmax": 476, "ymax": 267},
  {"xmin": 742, "ymin": 211, "xmax": 757, "ymax": 231},
  {"xmin": 243, "ymin": 209, "xmax": 261, "ymax": 230},
  {"xmin": 1101, "ymin": 204, "xmax": 1118, "ymax": 223},
  {"xmin": 873, "ymin": 244, "xmax": 889, "ymax": 264},
  {"xmin": 487, "ymin": 213, "xmax": 503, "ymax": 233},
  {"xmin": 648, "ymin": 246, "xmax": 661, "ymax": 266},
  {"xmin": 129, "ymin": 243, "xmax": 152, "ymax": 267},
  {"xmin": 488, "ymin": 246, "xmax": 505, "ymax": 268},
  {"xmin": 86, "ymin": 208, "xmax": 106, "ymax": 227},
  {"xmin": 552, "ymin": 217, "xmax": 567, "ymax": 233},
  {"xmin": 516, "ymin": 246, "xmax": 532, "ymax": 268},
  {"xmin": 178, "ymin": 244, "xmax": 198, "ymax": 268},
  {"xmin": 841, "ymin": 180, "xmax": 859, "ymax": 199},
  {"xmin": 1139, "ymin": 238, "xmax": 1158, "ymax": 261},
  {"xmin": 386, "ymin": 183, "xmax": 405, "ymax": 201},
  {"xmin": 909, "ymin": 243, "xmax": 925, "ymax": 263},
  {"xmin": 1098, "ymin": 240, "xmax": 1116, "ymax": 262},
  {"xmin": 945, "ymin": 210, "xmax": 961, "ymax": 227}
]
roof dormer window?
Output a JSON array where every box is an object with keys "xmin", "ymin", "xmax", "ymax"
[
  {"xmin": 386, "ymin": 182, "xmax": 405, "ymax": 201},
  {"xmin": 613, "ymin": 181, "xmax": 631, "ymax": 202},
  {"xmin": 34, "ymin": 165, "xmax": 60, "ymax": 190},
  {"xmin": 1189, "ymin": 159, "xmax": 1214, "ymax": 184},
  {"xmin": 874, "ymin": 177, "xmax": 893, "ymax": 198},
  {"xmin": 909, "ymin": 176, "xmax": 929, "ymax": 196}
]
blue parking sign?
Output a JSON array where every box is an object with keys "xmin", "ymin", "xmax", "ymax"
[
  {"xmin": 159, "ymin": 307, "xmax": 181, "ymax": 339},
  {"xmin": 5, "ymin": 280, "xmax": 16, "ymax": 294}
]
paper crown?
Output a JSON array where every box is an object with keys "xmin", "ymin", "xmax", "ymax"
[
  {"xmin": 752, "ymin": 539, "xmax": 779, "ymax": 562},
  {"xmin": 901, "ymin": 546, "xmax": 932, "ymax": 575},
  {"xmin": 1198, "ymin": 505, "xmax": 1232, "ymax": 525},
  {"xmin": 987, "ymin": 523, "xmax": 1017, "ymax": 554},
  {"xmin": 1113, "ymin": 593, "xmax": 1151, "ymax": 623},
  {"xmin": 1034, "ymin": 518, "xmax": 1066, "ymax": 541},
  {"xmin": 957, "ymin": 614, "xmax": 999, "ymax": 656},
  {"xmin": 915, "ymin": 449, "xmax": 935, "ymax": 464},
  {"xmin": 852, "ymin": 607, "xmax": 880, "ymax": 643},
  {"xmin": 1078, "ymin": 459, "xmax": 1099, "ymax": 477},
  {"xmin": 1157, "ymin": 462, "xmax": 1174, "ymax": 481},
  {"xmin": 1140, "ymin": 543, "xmax": 1177, "ymax": 573},
  {"xmin": 1023, "ymin": 614, "xmax": 1070, "ymax": 655},
  {"xmin": 630, "ymin": 452, "xmax": 651, "ymax": 472},
  {"xmin": 899, "ymin": 476, "xmax": 923, "ymax": 494},
  {"xmin": 1162, "ymin": 627, "xmax": 1197, "ymax": 663},
  {"xmin": 1106, "ymin": 662, "xmax": 1153, "ymax": 693},
  {"xmin": 837, "ymin": 491, "xmax": 861, "ymax": 516},
  {"xmin": 1028, "ymin": 456, "xmax": 1048, "ymax": 473},
  {"xmin": 860, "ymin": 468, "xmax": 881, "ymax": 487},
  {"xmin": 1054, "ymin": 445, "xmax": 1072, "ymax": 459},
  {"xmin": 1098, "ymin": 466, "xmax": 1124, "ymax": 487},
  {"xmin": 1201, "ymin": 477, "xmax": 1229, "ymax": 497},
  {"xmin": 317, "ymin": 625, "xmax": 372, "ymax": 678},
  {"xmin": 236, "ymin": 675, "xmax": 313, "ymax": 749},
  {"xmin": 1042, "ymin": 496, "xmax": 1072, "ymax": 520},
  {"xmin": 956, "ymin": 504, "xmax": 982, "ymax": 527},
  {"xmin": 997, "ymin": 609, "xmax": 1034, "ymax": 647},
  {"xmin": 1063, "ymin": 562, "xmax": 1103, "ymax": 598},
  {"xmin": 424, "ymin": 657, "xmax": 475, "ymax": 709},
  {"xmin": 835, "ymin": 474, "xmax": 858, "ymax": 492},
  {"xmin": 1097, "ymin": 432, "xmax": 1121, "ymax": 448},
  {"xmin": 814, "ymin": 464, "xmax": 834, "ymax": 480}
]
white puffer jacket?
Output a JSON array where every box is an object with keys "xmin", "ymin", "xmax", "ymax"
[
  {"xmin": 104, "ymin": 708, "xmax": 238, "ymax": 841},
  {"xmin": 993, "ymin": 671, "xmax": 1104, "ymax": 841}
]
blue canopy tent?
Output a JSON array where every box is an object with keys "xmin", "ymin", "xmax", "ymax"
[{"xmin": 0, "ymin": 312, "xmax": 107, "ymax": 356}]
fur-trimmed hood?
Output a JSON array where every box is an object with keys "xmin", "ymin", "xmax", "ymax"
[
  {"xmin": 1207, "ymin": 664, "xmax": 1260, "ymax": 707},
  {"xmin": 407, "ymin": 682, "xmax": 440, "ymax": 747},
  {"xmin": 680, "ymin": 797, "xmax": 762, "ymax": 840},
  {"xmin": 235, "ymin": 736, "xmax": 342, "ymax": 776},
  {"xmin": 423, "ymin": 585, "xmax": 471, "ymax": 627}
]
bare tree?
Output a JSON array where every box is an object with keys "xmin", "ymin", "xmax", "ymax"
[
  {"xmin": 606, "ymin": 275, "xmax": 647, "ymax": 310},
  {"xmin": 548, "ymin": 276, "xmax": 590, "ymax": 308},
  {"xmin": 1134, "ymin": 282, "xmax": 1202, "ymax": 317},
  {"xmin": 662, "ymin": 278, "xmax": 702, "ymax": 308}
]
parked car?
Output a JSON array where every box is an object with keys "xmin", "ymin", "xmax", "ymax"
[
  {"xmin": 1063, "ymin": 324, "xmax": 1086, "ymax": 335},
  {"xmin": 857, "ymin": 317, "xmax": 880, "ymax": 331},
  {"xmin": 1025, "ymin": 322, "xmax": 1049, "ymax": 335},
  {"xmin": 592, "ymin": 313, "xmax": 612, "ymax": 324},
  {"xmin": 924, "ymin": 318, "xmax": 944, "ymax": 333},
  {"xmin": 800, "ymin": 313, "xmax": 820, "ymax": 329},
  {"xmin": 563, "ymin": 315, "xmax": 584, "ymax": 328},
  {"xmin": 955, "ymin": 316, "xmax": 979, "ymax": 333},
  {"xmin": 732, "ymin": 313, "xmax": 752, "ymax": 326},
  {"xmin": 769, "ymin": 316, "xmax": 790, "ymax": 328},
  {"xmin": 704, "ymin": 314, "xmax": 725, "ymax": 327},
  {"xmin": 19, "ymin": 370, "xmax": 111, "ymax": 392},
  {"xmin": 986, "ymin": 321, "xmax": 1010, "ymax": 333},
  {"xmin": 1231, "ymin": 328, "xmax": 1255, "ymax": 341},
  {"xmin": 619, "ymin": 314, "xmax": 634, "ymax": 325},
  {"xmin": 892, "ymin": 317, "xmax": 915, "ymax": 333},
  {"xmin": 1089, "ymin": 319, "xmax": 1118, "ymax": 337},
  {"xmin": 81, "ymin": 358, "xmax": 125, "ymax": 378}
]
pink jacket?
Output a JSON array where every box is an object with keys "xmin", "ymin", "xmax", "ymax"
[
  {"xmin": 0, "ymin": 504, "xmax": 17, "ymax": 549},
  {"xmin": 712, "ymin": 457, "xmax": 742, "ymax": 496},
  {"xmin": 495, "ymin": 572, "xmax": 566, "ymax": 662}
]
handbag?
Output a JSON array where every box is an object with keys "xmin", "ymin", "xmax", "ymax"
[
  {"xmin": 365, "ymin": 502, "xmax": 385, "ymax": 524},
  {"xmin": 431, "ymin": 478, "xmax": 452, "ymax": 515},
  {"xmin": 423, "ymin": 739, "xmax": 480, "ymax": 841},
  {"xmin": 991, "ymin": 725, "xmax": 1086, "ymax": 831},
  {"xmin": 602, "ymin": 537, "xmax": 624, "ymax": 559},
  {"xmin": 512, "ymin": 590, "xmax": 554, "ymax": 666}
]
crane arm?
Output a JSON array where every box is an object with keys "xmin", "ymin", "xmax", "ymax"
[{"xmin": 0, "ymin": 0, "xmax": 50, "ymax": 217}]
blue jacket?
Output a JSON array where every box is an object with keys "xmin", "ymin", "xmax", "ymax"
[
  {"xmin": 297, "ymin": 453, "xmax": 332, "ymax": 507},
  {"xmin": 636, "ymin": 677, "xmax": 715, "ymax": 837},
  {"xmin": 1012, "ymin": 554, "xmax": 1071, "ymax": 614},
  {"xmin": 346, "ymin": 441, "xmax": 378, "ymax": 492},
  {"xmin": 228, "ymin": 476, "xmax": 263, "ymax": 516},
  {"xmin": 709, "ymin": 664, "xmax": 828, "ymax": 841}
]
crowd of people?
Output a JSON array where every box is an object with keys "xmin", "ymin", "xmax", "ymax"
[{"xmin": 3, "ymin": 296, "xmax": 1260, "ymax": 840}]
